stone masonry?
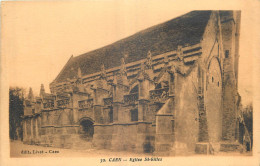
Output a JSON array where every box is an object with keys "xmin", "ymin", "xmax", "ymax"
[{"xmin": 22, "ymin": 11, "xmax": 241, "ymax": 155}]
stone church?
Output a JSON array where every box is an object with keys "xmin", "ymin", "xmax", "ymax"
[{"xmin": 22, "ymin": 10, "xmax": 242, "ymax": 155}]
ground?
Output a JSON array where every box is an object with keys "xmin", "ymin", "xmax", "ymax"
[
  {"xmin": 10, "ymin": 140, "xmax": 150, "ymax": 158},
  {"xmin": 10, "ymin": 140, "xmax": 251, "ymax": 158}
]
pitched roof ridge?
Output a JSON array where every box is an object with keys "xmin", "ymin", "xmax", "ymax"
[
  {"xmin": 73, "ymin": 10, "xmax": 209, "ymax": 60},
  {"xmin": 53, "ymin": 55, "xmax": 74, "ymax": 82},
  {"xmin": 53, "ymin": 11, "xmax": 212, "ymax": 83}
]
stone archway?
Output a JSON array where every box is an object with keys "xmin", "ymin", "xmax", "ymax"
[
  {"xmin": 205, "ymin": 57, "xmax": 222, "ymax": 143},
  {"xmin": 79, "ymin": 118, "xmax": 94, "ymax": 141}
]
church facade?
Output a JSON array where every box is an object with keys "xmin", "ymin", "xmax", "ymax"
[{"xmin": 22, "ymin": 10, "xmax": 242, "ymax": 155}]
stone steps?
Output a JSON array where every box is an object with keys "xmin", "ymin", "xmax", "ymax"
[
  {"xmin": 195, "ymin": 142, "xmax": 243, "ymax": 155},
  {"xmin": 219, "ymin": 142, "xmax": 242, "ymax": 153}
]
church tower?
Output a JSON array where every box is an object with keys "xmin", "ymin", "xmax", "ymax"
[{"xmin": 220, "ymin": 11, "xmax": 241, "ymax": 142}]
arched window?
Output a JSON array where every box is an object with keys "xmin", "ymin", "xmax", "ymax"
[
  {"xmin": 109, "ymin": 108, "xmax": 113, "ymax": 123},
  {"xmin": 79, "ymin": 119, "xmax": 94, "ymax": 141}
]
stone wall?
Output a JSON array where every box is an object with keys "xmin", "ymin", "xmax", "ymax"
[
  {"xmin": 221, "ymin": 11, "xmax": 239, "ymax": 142},
  {"xmin": 205, "ymin": 57, "xmax": 222, "ymax": 145},
  {"xmin": 174, "ymin": 67, "xmax": 199, "ymax": 155},
  {"xmin": 21, "ymin": 11, "xmax": 241, "ymax": 155}
]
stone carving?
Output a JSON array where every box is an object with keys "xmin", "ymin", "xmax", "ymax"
[
  {"xmin": 124, "ymin": 93, "xmax": 139, "ymax": 105},
  {"xmin": 78, "ymin": 99, "xmax": 93, "ymax": 109},
  {"xmin": 120, "ymin": 57, "xmax": 127, "ymax": 75},
  {"xmin": 145, "ymin": 51, "xmax": 153, "ymax": 69},
  {"xmin": 100, "ymin": 63, "xmax": 107, "ymax": 79},
  {"xmin": 149, "ymin": 88, "xmax": 169, "ymax": 103}
]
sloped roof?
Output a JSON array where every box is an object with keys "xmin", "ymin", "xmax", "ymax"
[
  {"xmin": 54, "ymin": 11, "xmax": 212, "ymax": 83},
  {"xmin": 157, "ymin": 98, "xmax": 174, "ymax": 115}
]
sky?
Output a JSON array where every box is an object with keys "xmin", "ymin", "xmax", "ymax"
[{"xmin": 2, "ymin": 1, "xmax": 254, "ymax": 106}]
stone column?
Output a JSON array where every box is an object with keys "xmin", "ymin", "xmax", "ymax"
[
  {"xmin": 135, "ymin": 122, "xmax": 153, "ymax": 153},
  {"xmin": 154, "ymin": 98, "xmax": 175, "ymax": 155},
  {"xmin": 110, "ymin": 102, "xmax": 123, "ymax": 151},
  {"xmin": 93, "ymin": 105, "xmax": 103, "ymax": 123},
  {"xmin": 110, "ymin": 83, "xmax": 126, "ymax": 150},
  {"xmin": 111, "ymin": 83, "xmax": 126, "ymax": 123},
  {"xmin": 138, "ymin": 100, "xmax": 149, "ymax": 121},
  {"xmin": 35, "ymin": 117, "xmax": 39, "ymax": 143},
  {"xmin": 23, "ymin": 119, "xmax": 27, "ymax": 143},
  {"xmin": 198, "ymin": 68, "xmax": 209, "ymax": 142},
  {"xmin": 72, "ymin": 93, "xmax": 80, "ymax": 124},
  {"xmin": 169, "ymin": 73, "xmax": 175, "ymax": 97},
  {"xmin": 93, "ymin": 87, "xmax": 110, "ymax": 124},
  {"xmin": 30, "ymin": 118, "xmax": 34, "ymax": 144}
]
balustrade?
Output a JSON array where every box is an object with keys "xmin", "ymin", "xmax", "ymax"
[
  {"xmin": 104, "ymin": 97, "xmax": 113, "ymax": 106},
  {"xmin": 43, "ymin": 102, "xmax": 54, "ymax": 109},
  {"xmin": 57, "ymin": 98, "xmax": 70, "ymax": 108},
  {"xmin": 78, "ymin": 99, "xmax": 93, "ymax": 109},
  {"xmin": 149, "ymin": 88, "xmax": 169, "ymax": 103},
  {"xmin": 124, "ymin": 93, "xmax": 139, "ymax": 105}
]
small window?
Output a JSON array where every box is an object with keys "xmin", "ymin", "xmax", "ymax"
[
  {"xmin": 131, "ymin": 109, "xmax": 138, "ymax": 121},
  {"xmin": 109, "ymin": 109, "xmax": 113, "ymax": 123},
  {"xmin": 218, "ymin": 82, "xmax": 219, "ymax": 87},
  {"xmin": 212, "ymin": 77, "xmax": 214, "ymax": 83},
  {"xmin": 225, "ymin": 50, "xmax": 229, "ymax": 58}
]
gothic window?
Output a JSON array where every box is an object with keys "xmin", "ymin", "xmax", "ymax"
[
  {"xmin": 225, "ymin": 50, "xmax": 229, "ymax": 58},
  {"xmin": 131, "ymin": 109, "xmax": 138, "ymax": 121},
  {"xmin": 109, "ymin": 108, "xmax": 113, "ymax": 123}
]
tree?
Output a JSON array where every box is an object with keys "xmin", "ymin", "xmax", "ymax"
[
  {"xmin": 9, "ymin": 87, "xmax": 24, "ymax": 140},
  {"xmin": 243, "ymin": 103, "xmax": 253, "ymax": 149}
]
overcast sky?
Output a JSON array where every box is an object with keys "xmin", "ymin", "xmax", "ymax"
[{"xmin": 2, "ymin": 1, "xmax": 253, "ymax": 105}]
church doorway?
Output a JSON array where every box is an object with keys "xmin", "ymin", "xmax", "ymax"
[{"xmin": 79, "ymin": 119, "xmax": 94, "ymax": 141}]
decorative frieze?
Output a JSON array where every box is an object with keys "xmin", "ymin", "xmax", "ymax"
[
  {"xmin": 104, "ymin": 97, "xmax": 113, "ymax": 106},
  {"xmin": 149, "ymin": 88, "xmax": 169, "ymax": 103},
  {"xmin": 124, "ymin": 93, "xmax": 139, "ymax": 105},
  {"xmin": 57, "ymin": 99, "xmax": 70, "ymax": 108},
  {"xmin": 43, "ymin": 102, "xmax": 54, "ymax": 109},
  {"xmin": 78, "ymin": 99, "xmax": 94, "ymax": 109}
]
